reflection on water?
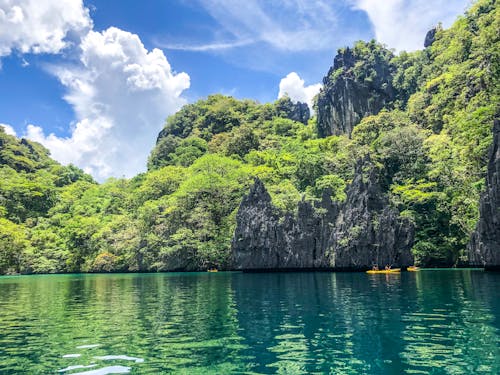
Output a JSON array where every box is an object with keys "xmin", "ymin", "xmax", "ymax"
[
  {"xmin": 400, "ymin": 271, "xmax": 500, "ymax": 374},
  {"xmin": 0, "ymin": 271, "xmax": 498, "ymax": 374},
  {"xmin": 77, "ymin": 345, "xmax": 101, "ymax": 349},
  {"xmin": 93, "ymin": 355, "xmax": 143, "ymax": 363}
]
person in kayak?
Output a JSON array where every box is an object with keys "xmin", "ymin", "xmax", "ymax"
[
  {"xmin": 385, "ymin": 265, "xmax": 391, "ymax": 270},
  {"xmin": 372, "ymin": 265, "xmax": 379, "ymax": 271}
]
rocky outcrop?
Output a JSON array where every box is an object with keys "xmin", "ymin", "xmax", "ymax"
[
  {"xmin": 275, "ymin": 96, "xmax": 310, "ymax": 124},
  {"xmin": 287, "ymin": 101, "xmax": 310, "ymax": 125},
  {"xmin": 329, "ymin": 159, "xmax": 414, "ymax": 268},
  {"xmin": 231, "ymin": 179, "xmax": 281, "ymax": 269},
  {"xmin": 469, "ymin": 119, "xmax": 500, "ymax": 269},
  {"xmin": 231, "ymin": 179, "xmax": 337, "ymax": 269},
  {"xmin": 424, "ymin": 27, "xmax": 438, "ymax": 48},
  {"xmin": 232, "ymin": 158, "xmax": 414, "ymax": 270},
  {"xmin": 316, "ymin": 44, "xmax": 396, "ymax": 137}
]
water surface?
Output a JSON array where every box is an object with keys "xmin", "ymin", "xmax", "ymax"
[{"xmin": 0, "ymin": 270, "xmax": 499, "ymax": 374}]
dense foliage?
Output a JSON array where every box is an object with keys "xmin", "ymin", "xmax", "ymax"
[{"xmin": 0, "ymin": 0, "xmax": 498, "ymax": 273}]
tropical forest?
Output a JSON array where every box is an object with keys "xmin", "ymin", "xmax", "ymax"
[{"xmin": 1, "ymin": 0, "xmax": 498, "ymax": 275}]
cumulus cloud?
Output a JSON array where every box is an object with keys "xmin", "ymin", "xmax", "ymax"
[
  {"xmin": 351, "ymin": 0, "xmax": 469, "ymax": 51},
  {"xmin": 0, "ymin": 0, "xmax": 91, "ymax": 57},
  {"xmin": 0, "ymin": 123, "xmax": 16, "ymax": 136},
  {"xmin": 278, "ymin": 72, "xmax": 322, "ymax": 111},
  {"xmin": 27, "ymin": 27, "xmax": 190, "ymax": 180},
  {"xmin": 0, "ymin": 1, "xmax": 190, "ymax": 180}
]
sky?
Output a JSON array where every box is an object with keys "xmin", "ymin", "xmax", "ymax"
[{"xmin": 0, "ymin": 0, "xmax": 470, "ymax": 180}]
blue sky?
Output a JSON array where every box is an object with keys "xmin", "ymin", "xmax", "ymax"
[{"xmin": 0, "ymin": 0, "xmax": 469, "ymax": 180}]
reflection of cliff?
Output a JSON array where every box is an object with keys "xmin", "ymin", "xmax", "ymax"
[
  {"xmin": 231, "ymin": 272, "xmax": 411, "ymax": 373},
  {"xmin": 1, "ymin": 272, "xmax": 498, "ymax": 373}
]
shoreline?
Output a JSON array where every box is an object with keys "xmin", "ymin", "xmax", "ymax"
[{"xmin": 0, "ymin": 267, "xmax": 492, "ymax": 277}]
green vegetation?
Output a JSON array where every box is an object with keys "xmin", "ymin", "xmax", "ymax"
[{"xmin": 0, "ymin": 0, "xmax": 498, "ymax": 273}]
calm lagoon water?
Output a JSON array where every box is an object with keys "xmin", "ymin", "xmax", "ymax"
[{"xmin": 0, "ymin": 270, "xmax": 499, "ymax": 374}]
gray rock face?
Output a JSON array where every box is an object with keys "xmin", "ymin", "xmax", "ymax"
[
  {"xmin": 231, "ymin": 179, "xmax": 337, "ymax": 269},
  {"xmin": 232, "ymin": 159, "xmax": 414, "ymax": 270},
  {"xmin": 316, "ymin": 46, "xmax": 396, "ymax": 137},
  {"xmin": 275, "ymin": 96, "xmax": 310, "ymax": 124},
  {"xmin": 329, "ymin": 159, "xmax": 414, "ymax": 268},
  {"xmin": 424, "ymin": 27, "xmax": 437, "ymax": 48},
  {"xmin": 287, "ymin": 101, "xmax": 310, "ymax": 125},
  {"xmin": 469, "ymin": 119, "xmax": 500, "ymax": 269}
]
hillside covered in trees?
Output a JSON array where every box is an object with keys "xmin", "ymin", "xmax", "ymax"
[{"xmin": 0, "ymin": 0, "xmax": 498, "ymax": 274}]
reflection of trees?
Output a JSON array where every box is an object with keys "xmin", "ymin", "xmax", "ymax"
[
  {"xmin": 400, "ymin": 270, "xmax": 500, "ymax": 374},
  {"xmin": 0, "ymin": 271, "xmax": 498, "ymax": 374},
  {"xmin": 0, "ymin": 273, "xmax": 247, "ymax": 374},
  {"xmin": 136, "ymin": 273, "xmax": 247, "ymax": 373},
  {"xmin": 103, "ymin": 273, "xmax": 248, "ymax": 373}
]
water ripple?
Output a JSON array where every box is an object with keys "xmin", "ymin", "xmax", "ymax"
[
  {"xmin": 94, "ymin": 355, "xmax": 144, "ymax": 363},
  {"xmin": 0, "ymin": 271, "xmax": 498, "ymax": 374}
]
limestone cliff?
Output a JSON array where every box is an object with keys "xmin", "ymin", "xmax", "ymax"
[
  {"xmin": 231, "ymin": 179, "xmax": 337, "ymax": 269},
  {"xmin": 329, "ymin": 159, "xmax": 414, "ymax": 268},
  {"xmin": 316, "ymin": 42, "xmax": 396, "ymax": 137},
  {"xmin": 469, "ymin": 119, "xmax": 500, "ymax": 269},
  {"xmin": 232, "ymin": 158, "xmax": 414, "ymax": 270}
]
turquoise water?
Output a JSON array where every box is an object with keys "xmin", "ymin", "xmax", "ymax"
[{"xmin": 0, "ymin": 270, "xmax": 499, "ymax": 374}]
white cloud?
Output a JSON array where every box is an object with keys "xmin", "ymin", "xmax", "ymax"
[
  {"xmin": 196, "ymin": 0, "xmax": 344, "ymax": 52},
  {"xmin": 351, "ymin": 0, "xmax": 470, "ymax": 51},
  {"xmin": 27, "ymin": 27, "xmax": 190, "ymax": 180},
  {"xmin": 278, "ymin": 72, "xmax": 322, "ymax": 111},
  {"xmin": 0, "ymin": 123, "xmax": 16, "ymax": 136},
  {"xmin": 0, "ymin": 2, "xmax": 190, "ymax": 180},
  {"xmin": 194, "ymin": 0, "xmax": 470, "ymax": 53},
  {"xmin": 0, "ymin": 0, "xmax": 91, "ymax": 57},
  {"xmin": 158, "ymin": 38, "xmax": 254, "ymax": 52}
]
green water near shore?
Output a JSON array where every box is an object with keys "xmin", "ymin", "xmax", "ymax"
[{"xmin": 0, "ymin": 270, "xmax": 499, "ymax": 374}]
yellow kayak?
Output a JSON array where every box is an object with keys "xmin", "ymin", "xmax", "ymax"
[
  {"xmin": 207, "ymin": 269, "xmax": 218, "ymax": 272},
  {"xmin": 407, "ymin": 266, "xmax": 420, "ymax": 272},
  {"xmin": 366, "ymin": 268, "xmax": 401, "ymax": 274}
]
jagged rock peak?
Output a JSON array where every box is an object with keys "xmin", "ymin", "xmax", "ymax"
[
  {"xmin": 469, "ymin": 119, "xmax": 500, "ymax": 269},
  {"xmin": 424, "ymin": 27, "xmax": 438, "ymax": 48},
  {"xmin": 316, "ymin": 41, "xmax": 397, "ymax": 138},
  {"xmin": 332, "ymin": 46, "xmax": 356, "ymax": 72},
  {"xmin": 241, "ymin": 177, "xmax": 273, "ymax": 210},
  {"xmin": 329, "ymin": 157, "xmax": 414, "ymax": 269},
  {"xmin": 232, "ymin": 177, "xmax": 338, "ymax": 270},
  {"xmin": 275, "ymin": 96, "xmax": 310, "ymax": 124},
  {"xmin": 231, "ymin": 178, "xmax": 279, "ymax": 270},
  {"xmin": 231, "ymin": 157, "xmax": 415, "ymax": 271},
  {"xmin": 247, "ymin": 177, "xmax": 270, "ymax": 201}
]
